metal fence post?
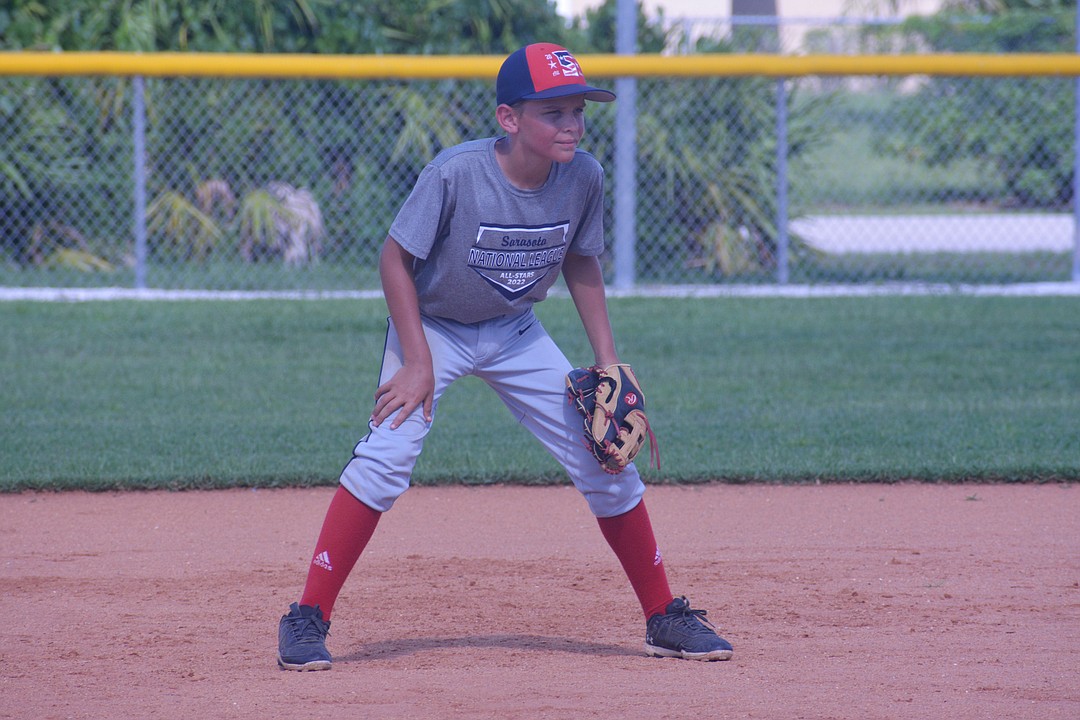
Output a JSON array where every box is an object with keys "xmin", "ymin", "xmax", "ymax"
[
  {"xmin": 132, "ymin": 75, "xmax": 148, "ymax": 290},
  {"xmin": 613, "ymin": 0, "xmax": 637, "ymax": 290},
  {"xmin": 613, "ymin": 79, "xmax": 637, "ymax": 290},
  {"xmin": 776, "ymin": 77, "xmax": 790, "ymax": 284},
  {"xmin": 1073, "ymin": 9, "xmax": 1080, "ymax": 282}
]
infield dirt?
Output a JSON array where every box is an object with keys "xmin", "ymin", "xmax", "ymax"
[{"xmin": 1, "ymin": 483, "xmax": 1077, "ymax": 719}]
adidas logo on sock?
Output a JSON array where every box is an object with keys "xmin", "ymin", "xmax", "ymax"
[
  {"xmin": 313, "ymin": 550, "xmax": 333, "ymax": 572},
  {"xmin": 653, "ymin": 546, "xmax": 663, "ymax": 567}
]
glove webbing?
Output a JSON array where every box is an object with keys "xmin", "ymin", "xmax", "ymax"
[{"xmin": 596, "ymin": 407, "xmax": 660, "ymax": 474}]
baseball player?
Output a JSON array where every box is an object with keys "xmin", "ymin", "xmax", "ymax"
[{"xmin": 277, "ymin": 42, "xmax": 733, "ymax": 671}]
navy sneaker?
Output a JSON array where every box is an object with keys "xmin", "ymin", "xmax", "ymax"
[
  {"xmin": 645, "ymin": 596, "xmax": 733, "ymax": 661},
  {"xmin": 277, "ymin": 603, "xmax": 332, "ymax": 671}
]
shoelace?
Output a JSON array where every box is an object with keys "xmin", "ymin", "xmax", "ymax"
[
  {"xmin": 286, "ymin": 614, "xmax": 329, "ymax": 643},
  {"xmin": 672, "ymin": 605, "xmax": 717, "ymax": 635}
]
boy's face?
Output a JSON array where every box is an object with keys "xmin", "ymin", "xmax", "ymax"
[{"xmin": 511, "ymin": 95, "xmax": 587, "ymax": 164}]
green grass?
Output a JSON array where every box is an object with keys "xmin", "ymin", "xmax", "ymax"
[
  {"xmin": 789, "ymin": 251, "xmax": 1076, "ymax": 284},
  {"xmin": 796, "ymin": 123, "xmax": 996, "ymax": 211},
  {"xmin": 639, "ymin": 251, "xmax": 1075, "ymax": 285},
  {"xmin": 0, "ymin": 259, "xmax": 383, "ymax": 291},
  {"xmin": 2, "ymin": 296, "xmax": 1078, "ymax": 491},
  {"xmin": 793, "ymin": 91, "xmax": 1002, "ymax": 212}
]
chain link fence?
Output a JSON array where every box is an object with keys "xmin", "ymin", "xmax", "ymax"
[{"xmin": 2, "ymin": 55, "xmax": 1078, "ymax": 291}]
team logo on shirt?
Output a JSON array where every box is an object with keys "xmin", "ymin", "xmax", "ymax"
[{"xmin": 467, "ymin": 222, "xmax": 569, "ymax": 299}]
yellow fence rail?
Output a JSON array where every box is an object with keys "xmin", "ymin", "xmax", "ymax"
[{"xmin": 2, "ymin": 51, "xmax": 1080, "ymax": 78}]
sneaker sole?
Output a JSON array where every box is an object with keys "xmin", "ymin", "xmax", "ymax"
[
  {"xmin": 644, "ymin": 643, "xmax": 733, "ymax": 661},
  {"xmin": 277, "ymin": 653, "xmax": 332, "ymax": 671}
]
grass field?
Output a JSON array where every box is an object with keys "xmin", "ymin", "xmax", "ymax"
[{"xmin": 2, "ymin": 295, "xmax": 1078, "ymax": 491}]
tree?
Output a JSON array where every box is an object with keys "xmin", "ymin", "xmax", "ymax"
[
  {"xmin": 312, "ymin": 0, "xmax": 570, "ymax": 55},
  {"xmin": 883, "ymin": 3, "xmax": 1076, "ymax": 207},
  {"xmin": 0, "ymin": 0, "xmax": 328, "ymax": 265},
  {"xmin": 568, "ymin": 0, "xmax": 671, "ymax": 53},
  {"xmin": 0, "ymin": 0, "xmax": 826, "ymax": 280},
  {"xmin": 0, "ymin": 0, "xmax": 322, "ymax": 52},
  {"xmin": 0, "ymin": 0, "xmax": 579, "ymax": 270}
]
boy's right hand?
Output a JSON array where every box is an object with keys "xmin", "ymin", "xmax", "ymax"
[{"xmin": 371, "ymin": 363, "xmax": 435, "ymax": 430}]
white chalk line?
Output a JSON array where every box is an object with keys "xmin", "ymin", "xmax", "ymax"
[{"xmin": 1, "ymin": 282, "xmax": 1079, "ymax": 302}]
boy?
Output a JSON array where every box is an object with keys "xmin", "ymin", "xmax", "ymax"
[{"xmin": 277, "ymin": 42, "xmax": 733, "ymax": 671}]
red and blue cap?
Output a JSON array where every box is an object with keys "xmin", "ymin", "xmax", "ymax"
[{"xmin": 496, "ymin": 43, "xmax": 616, "ymax": 106}]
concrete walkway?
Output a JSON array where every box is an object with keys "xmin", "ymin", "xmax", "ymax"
[{"xmin": 791, "ymin": 213, "xmax": 1076, "ymax": 253}]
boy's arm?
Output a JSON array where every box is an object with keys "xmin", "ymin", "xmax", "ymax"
[
  {"xmin": 373, "ymin": 236, "xmax": 435, "ymax": 429},
  {"xmin": 561, "ymin": 252, "xmax": 620, "ymax": 367}
]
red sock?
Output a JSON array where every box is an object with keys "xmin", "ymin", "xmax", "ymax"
[
  {"xmin": 596, "ymin": 499, "xmax": 674, "ymax": 620},
  {"xmin": 299, "ymin": 485, "xmax": 382, "ymax": 620}
]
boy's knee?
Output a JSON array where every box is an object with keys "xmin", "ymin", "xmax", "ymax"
[
  {"xmin": 339, "ymin": 459, "xmax": 409, "ymax": 513},
  {"xmin": 339, "ymin": 416, "xmax": 429, "ymax": 512},
  {"xmin": 579, "ymin": 468, "xmax": 646, "ymax": 518}
]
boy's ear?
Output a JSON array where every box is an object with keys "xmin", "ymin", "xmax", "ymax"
[{"xmin": 496, "ymin": 103, "xmax": 520, "ymax": 134}]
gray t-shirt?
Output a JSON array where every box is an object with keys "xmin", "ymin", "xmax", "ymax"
[{"xmin": 389, "ymin": 137, "xmax": 607, "ymax": 324}]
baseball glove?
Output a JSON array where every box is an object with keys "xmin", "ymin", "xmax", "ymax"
[{"xmin": 565, "ymin": 363, "xmax": 659, "ymax": 474}]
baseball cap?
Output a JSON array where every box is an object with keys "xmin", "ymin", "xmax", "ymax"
[{"xmin": 496, "ymin": 43, "xmax": 616, "ymax": 106}]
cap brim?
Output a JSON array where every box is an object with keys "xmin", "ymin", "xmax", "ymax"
[{"xmin": 518, "ymin": 84, "xmax": 616, "ymax": 104}]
